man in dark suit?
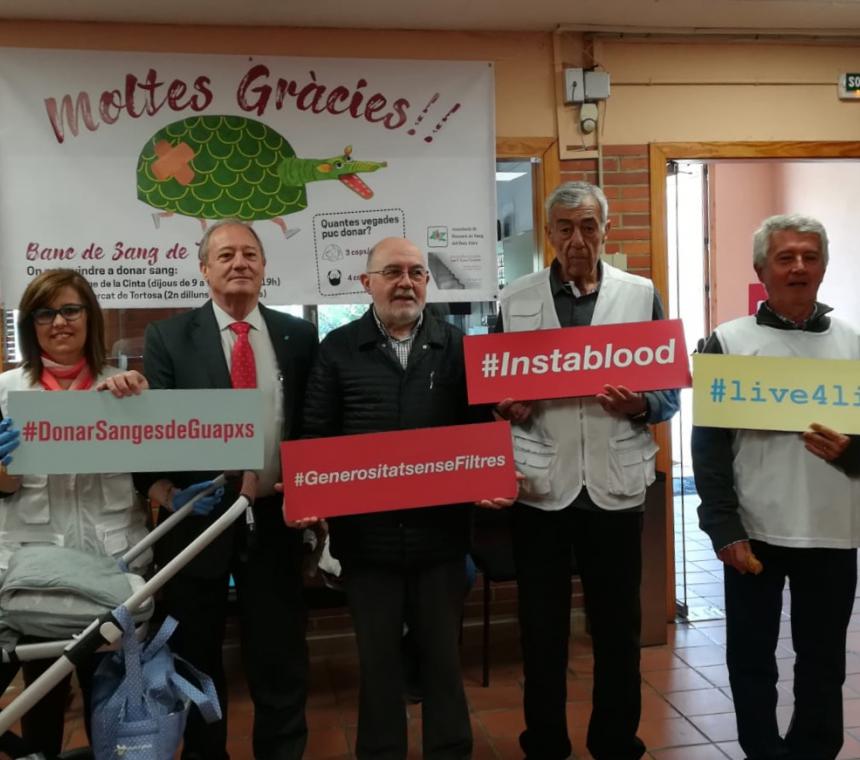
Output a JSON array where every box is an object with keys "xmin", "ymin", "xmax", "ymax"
[{"xmin": 136, "ymin": 219, "xmax": 317, "ymax": 760}]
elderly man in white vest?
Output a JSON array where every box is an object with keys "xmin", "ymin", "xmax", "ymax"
[
  {"xmin": 494, "ymin": 181, "xmax": 679, "ymax": 760},
  {"xmin": 693, "ymin": 214, "xmax": 860, "ymax": 760}
]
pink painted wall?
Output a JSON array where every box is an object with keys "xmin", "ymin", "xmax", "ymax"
[
  {"xmin": 710, "ymin": 162, "xmax": 779, "ymax": 325},
  {"xmin": 775, "ymin": 161, "xmax": 860, "ymax": 325}
]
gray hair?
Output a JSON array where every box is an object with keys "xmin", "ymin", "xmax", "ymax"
[
  {"xmin": 197, "ymin": 219, "xmax": 266, "ymax": 264},
  {"xmin": 545, "ymin": 181, "xmax": 609, "ymax": 228},
  {"xmin": 366, "ymin": 240, "xmax": 383, "ymax": 270},
  {"xmin": 752, "ymin": 214, "xmax": 829, "ymax": 269}
]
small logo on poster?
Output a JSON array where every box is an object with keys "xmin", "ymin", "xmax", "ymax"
[{"xmin": 427, "ymin": 226, "xmax": 448, "ymax": 247}]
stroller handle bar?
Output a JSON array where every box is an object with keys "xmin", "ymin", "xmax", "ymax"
[
  {"xmin": 0, "ymin": 487, "xmax": 250, "ymax": 735},
  {"xmin": 121, "ymin": 473, "xmax": 228, "ymax": 567}
]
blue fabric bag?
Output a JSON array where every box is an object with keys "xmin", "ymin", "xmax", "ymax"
[{"xmin": 90, "ymin": 606, "xmax": 221, "ymax": 760}]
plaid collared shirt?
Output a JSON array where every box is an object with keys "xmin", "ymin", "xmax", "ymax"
[{"xmin": 371, "ymin": 307, "xmax": 424, "ymax": 369}]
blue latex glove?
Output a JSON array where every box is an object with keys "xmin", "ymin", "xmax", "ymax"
[
  {"xmin": 0, "ymin": 418, "xmax": 21, "ymax": 467},
  {"xmin": 170, "ymin": 480, "xmax": 225, "ymax": 517}
]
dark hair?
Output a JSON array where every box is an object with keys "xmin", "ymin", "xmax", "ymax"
[{"xmin": 16, "ymin": 269, "xmax": 106, "ymax": 384}]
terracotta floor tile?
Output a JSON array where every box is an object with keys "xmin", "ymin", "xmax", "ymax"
[
  {"xmin": 478, "ymin": 707, "xmax": 527, "ymax": 738},
  {"xmin": 687, "ymin": 712, "xmax": 739, "ymax": 743},
  {"xmin": 837, "ymin": 731, "xmax": 860, "ymax": 759},
  {"xmin": 774, "ymin": 682, "xmax": 794, "ymax": 706},
  {"xmin": 466, "ymin": 683, "xmax": 523, "ymax": 711},
  {"xmin": 695, "ymin": 663, "xmax": 732, "ymax": 688},
  {"xmin": 640, "ymin": 688, "xmax": 683, "ymax": 721},
  {"xmin": 306, "ymin": 726, "xmax": 351, "ymax": 759},
  {"xmin": 674, "ymin": 644, "xmax": 727, "ymax": 669},
  {"xmin": 716, "ymin": 740, "xmax": 746, "ymax": 759},
  {"xmin": 663, "ymin": 687, "xmax": 734, "ymax": 716},
  {"xmin": 307, "ymin": 703, "xmax": 348, "ymax": 730},
  {"xmin": 566, "ymin": 675, "xmax": 594, "ymax": 702},
  {"xmin": 638, "ymin": 716, "xmax": 709, "ymax": 749},
  {"xmin": 568, "ymin": 654, "xmax": 595, "ymax": 677},
  {"xmin": 570, "ymin": 636, "xmax": 594, "ymax": 657},
  {"xmin": 649, "ymin": 744, "xmax": 728, "ymax": 759},
  {"xmin": 641, "ymin": 646, "xmax": 686, "ymax": 672},
  {"xmin": 489, "ymin": 734, "xmax": 526, "ymax": 759},
  {"xmin": 666, "ymin": 625, "xmax": 719, "ymax": 649},
  {"xmin": 701, "ymin": 626, "xmax": 727, "ymax": 646},
  {"xmin": 225, "ymin": 737, "xmax": 254, "ymax": 760},
  {"xmin": 846, "ymin": 674, "xmax": 860, "ymax": 698},
  {"xmin": 689, "ymin": 617, "xmax": 728, "ymax": 628},
  {"xmin": 471, "ymin": 736, "xmax": 501, "ymax": 759},
  {"xmin": 334, "ymin": 695, "xmax": 359, "ymax": 728},
  {"xmin": 565, "ymin": 699, "xmax": 593, "ymax": 728},
  {"xmin": 844, "ymin": 698, "xmax": 860, "ymax": 729},
  {"xmin": 643, "ymin": 666, "xmax": 713, "ymax": 692},
  {"xmin": 776, "ymin": 704, "xmax": 794, "ymax": 734}
]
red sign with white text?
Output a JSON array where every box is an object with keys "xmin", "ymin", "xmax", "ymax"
[
  {"xmin": 749, "ymin": 283, "xmax": 767, "ymax": 315},
  {"xmin": 464, "ymin": 319, "xmax": 691, "ymax": 404},
  {"xmin": 281, "ymin": 421, "xmax": 516, "ymax": 521}
]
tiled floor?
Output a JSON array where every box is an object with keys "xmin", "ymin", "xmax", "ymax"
[{"xmin": 674, "ymin": 488, "xmax": 728, "ymax": 621}]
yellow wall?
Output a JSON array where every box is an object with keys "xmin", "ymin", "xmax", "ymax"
[
  {"xmin": 4, "ymin": 23, "xmax": 859, "ymax": 146},
  {"xmin": 0, "ymin": 22, "xmax": 557, "ymax": 138},
  {"xmin": 558, "ymin": 36, "xmax": 860, "ymax": 145}
]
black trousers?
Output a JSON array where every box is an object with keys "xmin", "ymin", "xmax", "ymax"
[
  {"xmin": 725, "ymin": 541, "xmax": 856, "ymax": 760},
  {"xmin": 342, "ymin": 557, "xmax": 472, "ymax": 760},
  {"xmin": 513, "ymin": 501, "xmax": 646, "ymax": 760},
  {"xmin": 159, "ymin": 497, "xmax": 308, "ymax": 760},
  {"xmin": 0, "ymin": 649, "xmax": 97, "ymax": 758}
]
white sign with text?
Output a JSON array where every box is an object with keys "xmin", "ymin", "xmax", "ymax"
[
  {"xmin": 0, "ymin": 49, "xmax": 497, "ymax": 306},
  {"xmin": 6, "ymin": 389, "xmax": 263, "ymax": 475}
]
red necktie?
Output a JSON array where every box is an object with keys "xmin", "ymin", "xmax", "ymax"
[{"xmin": 229, "ymin": 322, "xmax": 257, "ymax": 389}]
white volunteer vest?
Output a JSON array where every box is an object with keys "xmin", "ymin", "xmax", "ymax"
[
  {"xmin": 500, "ymin": 263, "xmax": 658, "ymax": 510},
  {"xmin": 715, "ymin": 315, "xmax": 860, "ymax": 548}
]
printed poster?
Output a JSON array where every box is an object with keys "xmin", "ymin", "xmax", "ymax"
[{"xmin": 0, "ymin": 49, "xmax": 497, "ymax": 307}]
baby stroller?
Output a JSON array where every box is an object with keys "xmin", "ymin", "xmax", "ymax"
[{"xmin": 0, "ymin": 475, "xmax": 248, "ymax": 760}]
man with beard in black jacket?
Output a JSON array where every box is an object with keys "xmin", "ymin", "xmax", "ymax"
[{"xmin": 297, "ymin": 236, "xmax": 511, "ymax": 760}]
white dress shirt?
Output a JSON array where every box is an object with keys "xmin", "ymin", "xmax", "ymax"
[{"xmin": 212, "ymin": 302, "xmax": 285, "ymax": 497}]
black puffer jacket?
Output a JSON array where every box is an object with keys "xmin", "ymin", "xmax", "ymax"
[{"xmin": 302, "ymin": 309, "xmax": 488, "ymax": 568}]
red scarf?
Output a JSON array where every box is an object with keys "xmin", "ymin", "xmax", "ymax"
[{"xmin": 39, "ymin": 355, "xmax": 93, "ymax": 391}]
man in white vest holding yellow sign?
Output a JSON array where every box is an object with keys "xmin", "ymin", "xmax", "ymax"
[
  {"xmin": 495, "ymin": 181, "xmax": 679, "ymax": 760},
  {"xmin": 693, "ymin": 214, "xmax": 860, "ymax": 760}
]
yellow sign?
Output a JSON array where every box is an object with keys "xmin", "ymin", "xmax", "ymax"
[{"xmin": 693, "ymin": 353, "xmax": 860, "ymax": 433}]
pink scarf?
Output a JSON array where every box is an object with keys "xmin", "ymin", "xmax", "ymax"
[{"xmin": 39, "ymin": 355, "xmax": 93, "ymax": 391}]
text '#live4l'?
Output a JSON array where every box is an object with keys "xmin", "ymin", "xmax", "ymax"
[{"xmin": 708, "ymin": 379, "xmax": 860, "ymax": 407}]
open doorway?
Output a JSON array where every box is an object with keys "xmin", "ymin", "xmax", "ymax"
[{"xmin": 655, "ymin": 144, "xmax": 860, "ymax": 621}]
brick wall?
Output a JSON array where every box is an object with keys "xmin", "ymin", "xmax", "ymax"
[{"xmin": 559, "ymin": 144, "xmax": 652, "ymax": 277}]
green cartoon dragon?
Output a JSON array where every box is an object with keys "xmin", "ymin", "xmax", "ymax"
[{"xmin": 137, "ymin": 115, "xmax": 388, "ymax": 238}]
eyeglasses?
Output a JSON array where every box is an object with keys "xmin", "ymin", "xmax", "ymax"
[
  {"xmin": 31, "ymin": 304, "xmax": 86, "ymax": 326},
  {"xmin": 366, "ymin": 266, "xmax": 429, "ymax": 283}
]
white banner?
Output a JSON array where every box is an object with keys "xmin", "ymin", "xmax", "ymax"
[{"xmin": 0, "ymin": 49, "xmax": 497, "ymax": 307}]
